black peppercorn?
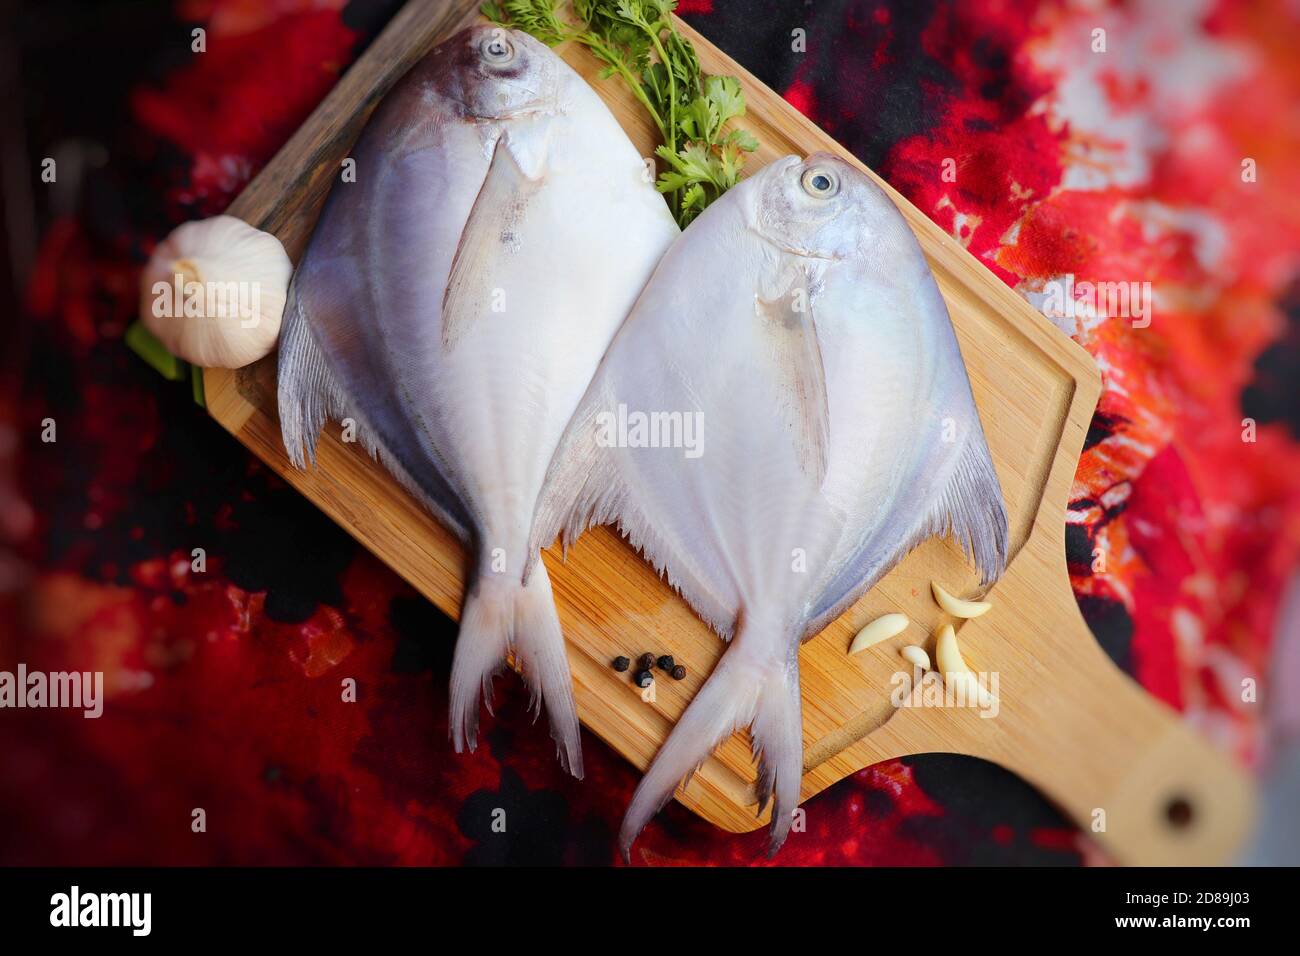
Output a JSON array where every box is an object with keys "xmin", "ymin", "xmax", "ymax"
[
  {"xmin": 634, "ymin": 670, "xmax": 654, "ymax": 689},
  {"xmin": 612, "ymin": 656, "xmax": 631, "ymax": 672},
  {"xmin": 671, "ymin": 664, "xmax": 686, "ymax": 680},
  {"xmin": 638, "ymin": 653, "xmax": 656, "ymax": 671},
  {"xmin": 657, "ymin": 654, "xmax": 674, "ymax": 671}
]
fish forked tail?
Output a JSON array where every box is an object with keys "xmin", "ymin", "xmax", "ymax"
[
  {"xmin": 619, "ymin": 626, "xmax": 802, "ymax": 862},
  {"xmin": 449, "ymin": 558, "xmax": 584, "ymax": 779}
]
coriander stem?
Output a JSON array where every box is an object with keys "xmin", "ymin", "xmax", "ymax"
[
  {"xmin": 644, "ymin": 20, "xmax": 680, "ymax": 216},
  {"xmin": 582, "ymin": 33, "xmax": 668, "ymax": 139},
  {"xmin": 646, "ymin": 24, "xmax": 677, "ymax": 151}
]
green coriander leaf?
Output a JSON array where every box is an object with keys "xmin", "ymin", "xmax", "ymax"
[
  {"xmin": 718, "ymin": 142, "xmax": 745, "ymax": 185},
  {"xmin": 654, "ymin": 143, "xmax": 709, "ymax": 180},
  {"xmin": 491, "ymin": 0, "xmax": 759, "ymax": 226},
  {"xmin": 678, "ymin": 96, "xmax": 716, "ymax": 142},
  {"xmin": 726, "ymin": 128, "xmax": 760, "ymax": 152},
  {"xmin": 681, "ymin": 182, "xmax": 707, "ymax": 213},
  {"xmin": 703, "ymin": 74, "xmax": 745, "ymax": 127},
  {"xmin": 656, "ymin": 170, "xmax": 697, "ymax": 193}
]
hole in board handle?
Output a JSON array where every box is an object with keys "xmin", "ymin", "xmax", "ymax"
[{"xmin": 1164, "ymin": 794, "xmax": 1195, "ymax": 831}]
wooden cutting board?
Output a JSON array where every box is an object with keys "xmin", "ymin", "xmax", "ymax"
[{"xmin": 203, "ymin": 0, "xmax": 1255, "ymax": 864}]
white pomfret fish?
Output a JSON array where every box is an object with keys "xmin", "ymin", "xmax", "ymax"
[
  {"xmin": 534, "ymin": 152, "xmax": 1008, "ymax": 853},
  {"xmin": 278, "ymin": 25, "xmax": 680, "ymax": 776}
]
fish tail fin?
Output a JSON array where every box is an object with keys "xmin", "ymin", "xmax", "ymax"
[
  {"xmin": 276, "ymin": 285, "xmax": 353, "ymax": 468},
  {"xmin": 448, "ymin": 575, "xmax": 512, "ymax": 755},
  {"xmin": 751, "ymin": 656, "xmax": 804, "ymax": 857},
  {"xmin": 449, "ymin": 560, "xmax": 583, "ymax": 778},
  {"xmin": 619, "ymin": 626, "xmax": 802, "ymax": 862},
  {"xmin": 512, "ymin": 559, "xmax": 584, "ymax": 778}
]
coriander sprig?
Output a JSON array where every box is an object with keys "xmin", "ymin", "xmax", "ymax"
[{"xmin": 483, "ymin": 0, "xmax": 759, "ymax": 226}]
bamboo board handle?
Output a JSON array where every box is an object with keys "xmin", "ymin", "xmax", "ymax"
[
  {"xmin": 937, "ymin": 551, "xmax": 1256, "ymax": 866},
  {"xmin": 1006, "ymin": 662, "xmax": 1254, "ymax": 866},
  {"xmin": 1072, "ymin": 680, "xmax": 1252, "ymax": 865}
]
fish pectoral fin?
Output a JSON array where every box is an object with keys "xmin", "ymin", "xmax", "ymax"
[
  {"xmin": 442, "ymin": 135, "xmax": 543, "ymax": 350},
  {"xmin": 501, "ymin": 116, "xmax": 554, "ymax": 181},
  {"xmin": 757, "ymin": 288, "xmax": 830, "ymax": 485}
]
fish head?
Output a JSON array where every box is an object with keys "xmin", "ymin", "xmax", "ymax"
[
  {"xmin": 429, "ymin": 25, "xmax": 559, "ymax": 120},
  {"xmin": 747, "ymin": 152, "xmax": 895, "ymax": 261}
]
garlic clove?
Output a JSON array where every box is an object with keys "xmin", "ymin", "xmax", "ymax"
[
  {"xmin": 848, "ymin": 612, "xmax": 909, "ymax": 655},
  {"xmin": 931, "ymin": 580, "xmax": 992, "ymax": 618},
  {"xmin": 139, "ymin": 215, "xmax": 292, "ymax": 369},
  {"xmin": 900, "ymin": 644, "xmax": 930, "ymax": 670},
  {"xmin": 933, "ymin": 624, "xmax": 964, "ymax": 677},
  {"xmin": 934, "ymin": 623, "xmax": 996, "ymax": 707}
]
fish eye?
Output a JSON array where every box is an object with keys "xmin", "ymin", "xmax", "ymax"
[
  {"xmin": 480, "ymin": 32, "xmax": 515, "ymax": 65},
  {"xmin": 800, "ymin": 167, "xmax": 839, "ymax": 199}
]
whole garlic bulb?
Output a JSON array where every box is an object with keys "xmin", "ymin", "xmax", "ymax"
[{"xmin": 139, "ymin": 215, "xmax": 292, "ymax": 368}]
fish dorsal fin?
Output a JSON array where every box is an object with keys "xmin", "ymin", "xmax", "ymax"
[
  {"xmin": 277, "ymin": 279, "xmax": 473, "ymax": 542},
  {"xmin": 755, "ymin": 273, "xmax": 830, "ymax": 485},
  {"xmin": 441, "ymin": 133, "xmax": 545, "ymax": 350},
  {"xmin": 804, "ymin": 427, "xmax": 1009, "ymax": 637},
  {"xmin": 528, "ymin": 384, "xmax": 738, "ymax": 640}
]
